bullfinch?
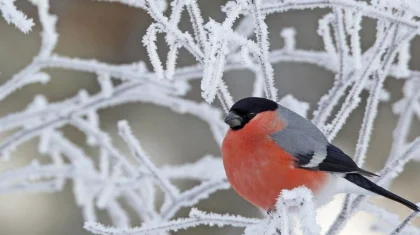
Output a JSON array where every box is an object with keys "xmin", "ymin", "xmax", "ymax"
[{"xmin": 221, "ymin": 97, "xmax": 419, "ymax": 212}]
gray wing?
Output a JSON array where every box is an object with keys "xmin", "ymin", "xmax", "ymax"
[{"xmin": 271, "ymin": 105, "xmax": 377, "ymax": 176}]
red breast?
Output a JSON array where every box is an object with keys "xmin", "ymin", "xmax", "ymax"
[{"xmin": 221, "ymin": 110, "xmax": 327, "ymax": 210}]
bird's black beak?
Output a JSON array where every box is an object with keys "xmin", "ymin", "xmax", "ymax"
[{"xmin": 224, "ymin": 111, "xmax": 243, "ymax": 129}]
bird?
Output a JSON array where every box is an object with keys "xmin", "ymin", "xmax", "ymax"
[{"xmin": 221, "ymin": 97, "xmax": 419, "ymax": 212}]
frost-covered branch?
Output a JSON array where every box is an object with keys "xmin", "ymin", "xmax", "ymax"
[
  {"xmin": 249, "ymin": 0, "xmax": 278, "ymax": 101},
  {"xmin": 85, "ymin": 208, "xmax": 258, "ymax": 235},
  {"xmin": 389, "ymin": 211, "xmax": 419, "ymax": 235},
  {"xmin": 0, "ymin": 0, "xmax": 34, "ymax": 33},
  {"xmin": 118, "ymin": 121, "xmax": 180, "ymax": 200},
  {"xmin": 85, "ymin": 187, "xmax": 317, "ymax": 235}
]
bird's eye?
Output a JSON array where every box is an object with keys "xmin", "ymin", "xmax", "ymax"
[{"xmin": 247, "ymin": 113, "xmax": 256, "ymax": 119}]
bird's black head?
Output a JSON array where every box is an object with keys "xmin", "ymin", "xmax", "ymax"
[{"xmin": 224, "ymin": 97, "xmax": 278, "ymax": 130}]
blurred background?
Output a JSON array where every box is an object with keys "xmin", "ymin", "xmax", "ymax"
[{"xmin": 0, "ymin": 0, "xmax": 419, "ymax": 234}]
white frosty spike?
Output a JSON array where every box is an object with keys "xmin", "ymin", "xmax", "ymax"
[
  {"xmin": 279, "ymin": 94, "xmax": 310, "ymax": 118},
  {"xmin": 280, "ymin": 28, "xmax": 296, "ymax": 52},
  {"xmin": 0, "ymin": 0, "xmax": 34, "ymax": 33},
  {"xmin": 143, "ymin": 24, "xmax": 165, "ymax": 80}
]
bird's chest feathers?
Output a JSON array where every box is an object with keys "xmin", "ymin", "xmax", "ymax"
[
  {"xmin": 222, "ymin": 131, "xmax": 291, "ymax": 184},
  {"xmin": 222, "ymin": 130, "xmax": 297, "ymax": 210},
  {"xmin": 222, "ymin": 112, "xmax": 289, "ymax": 181}
]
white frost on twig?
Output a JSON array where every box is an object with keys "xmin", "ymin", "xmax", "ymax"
[
  {"xmin": 279, "ymin": 94, "xmax": 310, "ymax": 118},
  {"xmin": 0, "ymin": 0, "xmax": 34, "ymax": 33}
]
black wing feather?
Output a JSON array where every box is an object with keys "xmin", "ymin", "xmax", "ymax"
[
  {"xmin": 298, "ymin": 144, "xmax": 377, "ymax": 177},
  {"xmin": 295, "ymin": 152, "xmax": 312, "ymax": 166}
]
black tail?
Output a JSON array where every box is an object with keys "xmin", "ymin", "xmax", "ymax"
[
  {"xmin": 356, "ymin": 168, "xmax": 379, "ymax": 177},
  {"xmin": 344, "ymin": 173, "xmax": 419, "ymax": 211}
]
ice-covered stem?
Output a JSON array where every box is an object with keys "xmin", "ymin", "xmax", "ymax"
[
  {"xmin": 216, "ymin": 79, "xmax": 234, "ymax": 114},
  {"xmin": 82, "ymin": 194, "xmax": 97, "ymax": 222},
  {"xmin": 200, "ymin": 2, "xmax": 244, "ymax": 104},
  {"xmin": 159, "ymin": 155, "xmax": 225, "ymax": 181},
  {"xmin": 0, "ymin": 78, "xmax": 180, "ymax": 146},
  {"xmin": 123, "ymin": 157, "xmax": 228, "ymax": 220},
  {"xmin": 44, "ymin": 132, "xmax": 106, "ymax": 220},
  {"xmin": 364, "ymin": 202, "xmax": 420, "ymax": 234},
  {"xmin": 388, "ymin": 78, "xmax": 420, "ymax": 164},
  {"xmin": 260, "ymin": 0, "xmax": 420, "ymax": 30},
  {"xmin": 251, "ymin": 71, "xmax": 264, "ymax": 98},
  {"xmin": 34, "ymin": 0, "xmax": 58, "ymax": 58},
  {"xmin": 311, "ymin": 9, "xmax": 358, "ymax": 128},
  {"xmin": 353, "ymin": 72, "xmax": 387, "ymax": 166},
  {"xmin": 249, "ymin": 187, "xmax": 319, "ymax": 235},
  {"xmin": 325, "ymin": 24, "xmax": 398, "ymax": 140},
  {"xmin": 279, "ymin": 94, "xmax": 310, "ymax": 118},
  {"xmin": 0, "ymin": 83, "xmax": 226, "ymax": 159},
  {"xmin": 0, "ymin": 0, "xmax": 34, "ymax": 33},
  {"xmin": 347, "ymin": 11, "xmax": 362, "ymax": 70},
  {"xmin": 311, "ymin": 12, "xmax": 344, "ymax": 127},
  {"xmin": 353, "ymin": 73, "xmax": 386, "ymax": 165},
  {"xmin": 117, "ymin": 121, "xmax": 229, "ymax": 221},
  {"xmin": 0, "ymin": 55, "xmax": 183, "ymax": 105},
  {"xmin": 160, "ymin": 178, "xmax": 230, "ymax": 219},
  {"xmin": 317, "ymin": 13, "xmax": 337, "ymax": 60},
  {"xmin": 106, "ymin": 199, "xmax": 131, "ymax": 228},
  {"xmin": 122, "ymin": 188, "xmax": 159, "ymax": 222},
  {"xmin": 165, "ymin": 42, "xmax": 180, "ymax": 80},
  {"xmin": 0, "ymin": 0, "xmax": 57, "ymax": 102},
  {"xmin": 389, "ymin": 211, "xmax": 418, "ymax": 235},
  {"xmin": 84, "ymin": 187, "xmax": 317, "ymax": 235},
  {"xmin": 0, "ymin": 0, "xmax": 185, "ymax": 106},
  {"xmin": 332, "ymin": 8, "xmax": 349, "ymax": 82},
  {"xmin": 163, "ymin": 1, "xmax": 183, "ymax": 79},
  {"xmin": 325, "ymin": 195, "xmax": 352, "ymax": 235},
  {"xmin": 279, "ymin": 187, "xmax": 319, "ymax": 235},
  {"xmin": 84, "ymin": 208, "xmax": 258, "ymax": 235},
  {"xmin": 0, "ymin": 48, "xmax": 348, "ymax": 128},
  {"xmin": 352, "ymin": 34, "xmax": 406, "ymax": 166},
  {"xmin": 93, "ymin": 0, "xmax": 149, "ymax": 8},
  {"xmin": 0, "ymin": 161, "xmax": 68, "ymax": 194},
  {"xmin": 354, "ymin": 29, "xmax": 417, "ymax": 166},
  {"xmin": 375, "ymin": 137, "xmax": 420, "ymax": 185},
  {"xmin": 72, "ymin": 117, "xmax": 137, "ymax": 175},
  {"xmin": 167, "ymin": 0, "xmax": 183, "ymax": 26},
  {"xmin": 249, "ymin": 0, "xmax": 278, "ymax": 101},
  {"xmin": 200, "ymin": 21, "xmax": 230, "ymax": 103},
  {"xmin": 143, "ymin": 24, "xmax": 165, "ymax": 80},
  {"xmin": 118, "ymin": 120, "xmax": 180, "ymax": 200},
  {"xmin": 280, "ymin": 28, "xmax": 296, "ymax": 53},
  {"xmin": 49, "ymin": 148, "xmax": 65, "ymax": 188},
  {"xmin": 312, "ymin": 78, "xmax": 352, "ymax": 128},
  {"xmin": 186, "ymin": 0, "xmax": 207, "ymax": 51},
  {"xmin": 0, "ymin": 155, "xmax": 227, "ymax": 225},
  {"xmin": 144, "ymin": 0, "xmax": 234, "ymax": 109},
  {"xmin": 144, "ymin": 0, "xmax": 204, "ymax": 62},
  {"xmin": 396, "ymin": 41, "xmax": 410, "ymax": 78}
]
